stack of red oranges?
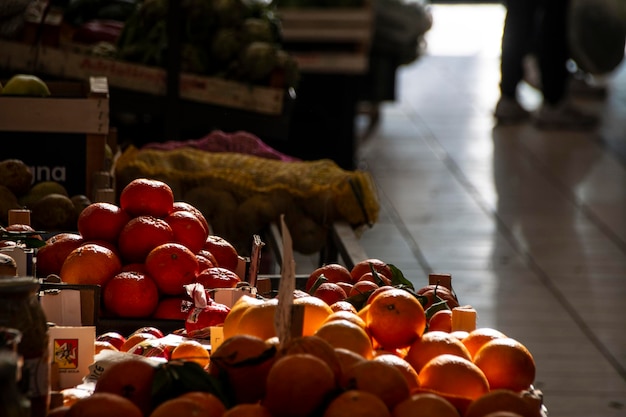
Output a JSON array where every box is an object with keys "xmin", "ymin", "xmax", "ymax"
[{"xmin": 36, "ymin": 178, "xmax": 243, "ymax": 320}]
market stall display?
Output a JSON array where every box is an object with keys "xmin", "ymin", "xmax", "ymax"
[{"xmin": 114, "ymin": 147, "xmax": 379, "ymax": 255}]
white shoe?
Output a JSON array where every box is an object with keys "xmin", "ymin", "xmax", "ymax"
[
  {"xmin": 494, "ymin": 96, "xmax": 530, "ymax": 124},
  {"xmin": 533, "ymin": 101, "xmax": 599, "ymax": 130}
]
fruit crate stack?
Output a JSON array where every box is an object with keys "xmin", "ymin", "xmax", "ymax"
[
  {"xmin": 277, "ymin": 4, "xmax": 374, "ymax": 74},
  {"xmin": 0, "ymin": 76, "xmax": 111, "ymax": 202}
]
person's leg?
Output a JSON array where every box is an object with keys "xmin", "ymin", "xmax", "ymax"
[
  {"xmin": 495, "ymin": 0, "xmax": 538, "ymax": 123},
  {"xmin": 536, "ymin": 0, "xmax": 569, "ymax": 105},
  {"xmin": 499, "ymin": 0, "xmax": 537, "ymax": 99},
  {"xmin": 533, "ymin": 0, "xmax": 599, "ymax": 129}
]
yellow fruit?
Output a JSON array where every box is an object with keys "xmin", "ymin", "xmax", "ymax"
[
  {"xmin": 314, "ymin": 319, "xmax": 374, "ymax": 359},
  {"xmin": 223, "ymin": 295, "xmax": 266, "ymax": 339},
  {"xmin": 2, "ymin": 74, "xmax": 50, "ymax": 97},
  {"xmin": 292, "ymin": 296, "xmax": 334, "ymax": 336}
]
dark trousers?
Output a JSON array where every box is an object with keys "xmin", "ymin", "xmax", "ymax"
[{"xmin": 500, "ymin": 0, "xmax": 570, "ymax": 105}]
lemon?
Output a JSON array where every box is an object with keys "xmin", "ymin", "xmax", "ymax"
[{"xmin": 1, "ymin": 74, "xmax": 51, "ymax": 97}]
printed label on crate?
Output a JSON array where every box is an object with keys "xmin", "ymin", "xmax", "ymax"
[{"xmin": 3, "ymin": 131, "xmax": 87, "ymax": 196}]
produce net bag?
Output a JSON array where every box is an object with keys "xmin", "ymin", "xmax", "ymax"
[{"xmin": 114, "ymin": 146, "xmax": 380, "ymax": 255}]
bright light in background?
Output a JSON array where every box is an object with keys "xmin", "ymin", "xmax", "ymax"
[{"xmin": 424, "ymin": 4, "xmax": 506, "ymax": 57}]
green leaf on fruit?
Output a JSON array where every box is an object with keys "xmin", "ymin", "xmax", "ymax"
[{"xmin": 152, "ymin": 360, "xmax": 231, "ymax": 408}]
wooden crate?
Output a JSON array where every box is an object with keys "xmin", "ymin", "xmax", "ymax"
[
  {"xmin": 0, "ymin": 39, "xmax": 285, "ymax": 116},
  {"xmin": 278, "ymin": 7, "xmax": 374, "ymax": 74},
  {"xmin": 0, "ymin": 76, "xmax": 109, "ymax": 199}
]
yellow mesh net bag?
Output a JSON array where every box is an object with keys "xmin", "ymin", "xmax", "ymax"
[{"xmin": 115, "ymin": 146, "xmax": 380, "ymax": 254}]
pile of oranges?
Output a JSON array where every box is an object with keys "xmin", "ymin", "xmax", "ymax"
[
  {"xmin": 42, "ymin": 185, "xmax": 544, "ymax": 417},
  {"xmin": 36, "ymin": 178, "xmax": 243, "ymax": 320},
  {"xmin": 59, "ymin": 292, "xmax": 542, "ymax": 417}
]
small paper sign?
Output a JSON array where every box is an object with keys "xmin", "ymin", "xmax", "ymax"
[{"xmin": 49, "ymin": 326, "xmax": 95, "ymax": 389}]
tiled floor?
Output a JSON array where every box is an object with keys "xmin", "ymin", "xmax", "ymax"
[{"xmin": 351, "ymin": 4, "xmax": 626, "ymax": 417}]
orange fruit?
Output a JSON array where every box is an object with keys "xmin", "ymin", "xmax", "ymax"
[
  {"xmin": 451, "ymin": 330, "xmax": 470, "ymax": 341},
  {"xmin": 365, "ymin": 285, "xmax": 395, "ymax": 304},
  {"xmin": 223, "ymin": 403, "xmax": 273, "ymax": 417},
  {"xmin": 349, "ymin": 280, "xmax": 379, "ymax": 297},
  {"xmin": 236, "ymin": 298, "xmax": 279, "ymax": 340},
  {"xmin": 329, "ymin": 300, "xmax": 357, "ymax": 313},
  {"xmin": 119, "ymin": 332, "xmax": 158, "ymax": 352},
  {"xmin": 336, "ymin": 281, "xmax": 354, "ymax": 296},
  {"xmin": 350, "ymin": 258, "xmax": 393, "ymax": 284},
  {"xmin": 373, "ymin": 354, "xmax": 420, "ymax": 393},
  {"xmin": 117, "ymin": 215, "xmax": 174, "ymax": 264},
  {"xmin": 314, "ymin": 319, "xmax": 374, "ymax": 359},
  {"xmin": 404, "ymin": 330, "xmax": 472, "ymax": 373},
  {"xmin": 145, "ymin": 242, "xmax": 199, "ymax": 295},
  {"xmin": 93, "ymin": 356, "xmax": 157, "ymax": 415},
  {"xmin": 418, "ymin": 354, "xmax": 490, "ymax": 401},
  {"xmin": 263, "ymin": 353, "xmax": 336, "ymax": 417},
  {"xmin": 222, "ymin": 295, "xmax": 266, "ymax": 339},
  {"xmin": 464, "ymin": 389, "xmax": 541, "ymax": 417},
  {"xmin": 416, "ymin": 284, "xmax": 460, "ymax": 310},
  {"xmin": 5, "ymin": 223, "xmax": 42, "ymax": 240},
  {"xmin": 203, "ymin": 235, "xmax": 239, "ymax": 272},
  {"xmin": 196, "ymin": 266, "xmax": 241, "ymax": 289},
  {"xmin": 153, "ymin": 296, "xmax": 190, "ymax": 320},
  {"xmin": 392, "ymin": 392, "xmax": 460, "ymax": 417},
  {"xmin": 462, "ymin": 328, "xmax": 508, "ymax": 359},
  {"xmin": 172, "ymin": 201, "xmax": 210, "ymax": 235},
  {"xmin": 357, "ymin": 271, "xmax": 391, "ymax": 286},
  {"xmin": 366, "ymin": 288, "xmax": 426, "ymax": 350},
  {"xmin": 324, "ymin": 390, "xmax": 391, "ymax": 417},
  {"xmin": 473, "ymin": 338, "xmax": 536, "ymax": 392},
  {"xmin": 196, "ymin": 253, "xmax": 216, "ymax": 271},
  {"xmin": 335, "ymin": 347, "xmax": 367, "ymax": 376},
  {"xmin": 94, "ymin": 340, "xmax": 118, "ymax": 355},
  {"xmin": 209, "ymin": 334, "xmax": 276, "ymax": 405},
  {"xmin": 293, "ymin": 295, "xmax": 334, "ymax": 336},
  {"xmin": 60, "ymin": 243, "xmax": 122, "ymax": 286},
  {"xmin": 77, "ymin": 202, "xmax": 131, "ymax": 244},
  {"xmin": 170, "ymin": 340, "xmax": 211, "ymax": 368},
  {"xmin": 149, "ymin": 397, "xmax": 210, "ymax": 417},
  {"xmin": 121, "ymin": 262, "xmax": 147, "ymax": 274},
  {"xmin": 164, "ymin": 210, "xmax": 208, "ymax": 254},
  {"xmin": 313, "ymin": 282, "xmax": 347, "ymax": 305},
  {"xmin": 65, "ymin": 392, "xmax": 143, "ymax": 417},
  {"xmin": 181, "ymin": 391, "xmax": 226, "ymax": 413},
  {"xmin": 305, "ymin": 263, "xmax": 353, "ymax": 291},
  {"xmin": 341, "ymin": 358, "xmax": 411, "ymax": 410},
  {"xmin": 119, "ymin": 178, "xmax": 174, "ymax": 218},
  {"xmin": 279, "ymin": 335, "xmax": 343, "ymax": 385},
  {"xmin": 103, "ymin": 271, "xmax": 159, "ymax": 318},
  {"xmin": 323, "ymin": 310, "xmax": 367, "ymax": 328},
  {"xmin": 428, "ymin": 309, "xmax": 453, "ymax": 333},
  {"xmin": 35, "ymin": 232, "xmax": 84, "ymax": 278}
]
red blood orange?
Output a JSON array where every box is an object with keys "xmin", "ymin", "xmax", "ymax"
[
  {"xmin": 117, "ymin": 216, "xmax": 174, "ymax": 264},
  {"xmin": 103, "ymin": 271, "xmax": 159, "ymax": 318},
  {"xmin": 77, "ymin": 202, "xmax": 130, "ymax": 244},
  {"xmin": 119, "ymin": 178, "xmax": 175, "ymax": 218},
  {"xmin": 145, "ymin": 243, "xmax": 199, "ymax": 295},
  {"xmin": 164, "ymin": 210, "xmax": 208, "ymax": 254}
]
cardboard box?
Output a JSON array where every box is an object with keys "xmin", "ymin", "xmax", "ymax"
[
  {"xmin": 0, "ymin": 77, "xmax": 109, "ymax": 199},
  {"xmin": 0, "ymin": 40, "xmax": 285, "ymax": 116}
]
